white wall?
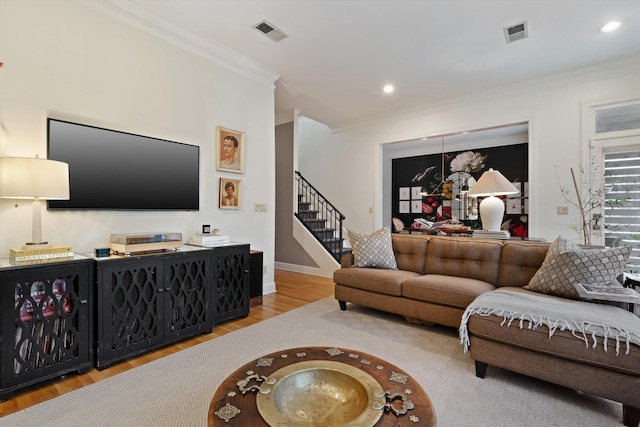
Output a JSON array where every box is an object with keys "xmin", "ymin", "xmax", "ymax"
[
  {"xmin": 299, "ymin": 59, "xmax": 640, "ymax": 242},
  {"xmin": 298, "ymin": 117, "xmax": 377, "ymax": 234},
  {"xmin": 0, "ymin": 1, "xmax": 276, "ymax": 292}
]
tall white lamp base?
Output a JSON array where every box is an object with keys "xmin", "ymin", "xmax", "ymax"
[{"xmin": 478, "ymin": 195, "xmax": 505, "ymax": 232}]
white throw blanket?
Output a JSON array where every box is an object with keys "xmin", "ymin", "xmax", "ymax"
[{"xmin": 459, "ymin": 289, "xmax": 640, "ymax": 356}]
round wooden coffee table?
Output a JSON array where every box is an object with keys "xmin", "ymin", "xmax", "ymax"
[{"xmin": 208, "ymin": 346, "xmax": 436, "ymax": 426}]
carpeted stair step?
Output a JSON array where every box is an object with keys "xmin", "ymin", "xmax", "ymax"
[
  {"xmin": 298, "ymin": 202, "xmax": 312, "ymax": 211},
  {"xmin": 323, "ymin": 238, "xmax": 351, "ymax": 255},
  {"xmin": 305, "ymin": 219, "xmax": 327, "ymax": 230},
  {"xmin": 297, "ymin": 210, "xmax": 319, "ymax": 220},
  {"xmin": 313, "ymin": 228, "xmax": 335, "ymax": 239},
  {"xmin": 333, "ymin": 248, "xmax": 352, "ymax": 259}
]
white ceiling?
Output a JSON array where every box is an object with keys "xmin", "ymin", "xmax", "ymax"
[{"xmin": 112, "ymin": 0, "xmax": 639, "ymax": 129}]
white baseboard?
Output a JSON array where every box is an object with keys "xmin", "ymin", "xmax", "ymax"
[
  {"xmin": 262, "ymin": 280, "xmax": 276, "ymax": 295},
  {"xmin": 274, "ymin": 261, "xmax": 334, "ymax": 278}
]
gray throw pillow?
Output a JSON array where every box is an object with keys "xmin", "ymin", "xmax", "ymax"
[
  {"xmin": 347, "ymin": 227, "xmax": 398, "ymax": 269},
  {"xmin": 524, "ymin": 236, "xmax": 631, "ymax": 299}
]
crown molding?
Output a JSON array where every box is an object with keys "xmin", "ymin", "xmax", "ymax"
[
  {"xmin": 83, "ymin": 0, "xmax": 279, "ymax": 88},
  {"xmin": 331, "ymin": 54, "xmax": 640, "ymax": 133}
]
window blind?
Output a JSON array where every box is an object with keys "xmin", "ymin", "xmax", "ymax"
[{"xmin": 604, "ymin": 150, "xmax": 640, "ymax": 272}]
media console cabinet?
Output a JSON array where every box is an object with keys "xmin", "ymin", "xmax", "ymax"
[
  {"xmin": 0, "ymin": 243, "xmax": 250, "ymax": 399},
  {"xmin": 0, "ymin": 255, "xmax": 94, "ymax": 401}
]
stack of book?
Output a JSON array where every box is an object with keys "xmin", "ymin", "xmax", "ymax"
[
  {"xmin": 9, "ymin": 245, "xmax": 74, "ymax": 266},
  {"xmin": 574, "ymin": 282, "xmax": 640, "ymax": 303},
  {"xmin": 472, "ymin": 229, "xmax": 510, "ymax": 239},
  {"xmin": 188, "ymin": 233, "xmax": 231, "ymax": 247}
]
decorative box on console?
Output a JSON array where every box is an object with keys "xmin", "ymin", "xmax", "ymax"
[{"xmin": 109, "ymin": 232, "xmax": 183, "ymax": 254}]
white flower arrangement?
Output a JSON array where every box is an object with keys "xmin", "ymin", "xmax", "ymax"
[{"xmin": 450, "ymin": 151, "xmax": 485, "ymax": 173}]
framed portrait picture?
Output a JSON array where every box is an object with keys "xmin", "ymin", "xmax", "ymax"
[
  {"xmin": 219, "ymin": 178, "xmax": 241, "ymax": 209},
  {"xmin": 216, "ymin": 126, "xmax": 244, "ymax": 173}
]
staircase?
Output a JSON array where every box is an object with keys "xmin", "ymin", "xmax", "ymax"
[{"xmin": 295, "ymin": 171, "xmax": 351, "ymax": 262}]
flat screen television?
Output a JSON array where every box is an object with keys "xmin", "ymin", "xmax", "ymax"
[{"xmin": 47, "ymin": 119, "xmax": 199, "ymax": 210}]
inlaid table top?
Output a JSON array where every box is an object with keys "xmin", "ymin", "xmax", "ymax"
[{"xmin": 208, "ymin": 346, "xmax": 436, "ymax": 426}]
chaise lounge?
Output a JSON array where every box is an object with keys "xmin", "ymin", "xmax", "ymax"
[{"xmin": 334, "ymin": 230, "xmax": 640, "ymax": 426}]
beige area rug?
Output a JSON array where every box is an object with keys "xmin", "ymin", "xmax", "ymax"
[{"xmin": 1, "ymin": 297, "xmax": 625, "ymax": 426}]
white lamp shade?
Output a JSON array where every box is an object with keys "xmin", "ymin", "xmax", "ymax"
[
  {"xmin": 0, "ymin": 157, "xmax": 70, "ymax": 200},
  {"xmin": 468, "ymin": 168, "xmax": 519, "ymax": 197}
]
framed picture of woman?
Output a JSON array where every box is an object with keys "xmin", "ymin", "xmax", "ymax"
[
  {"xmin": 216, "ymin": 126, "xmax": 244, "ymax": 173},
  {"xmin": 219, "ymin": 178, "xmax": 241, "ymax": 209}
]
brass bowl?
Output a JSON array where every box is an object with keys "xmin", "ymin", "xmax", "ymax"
[{"xmin": 255, "ymin": 360, "xmax": 386, "ymax": 427}]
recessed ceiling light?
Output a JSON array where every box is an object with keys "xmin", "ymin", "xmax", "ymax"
[
  {"xmin": 383, "ymin": 84, "xmax": 394, "ymax": 94},
  {"xmin": 598, "ymin": 21, "xmax": 622, "ymax": 33}
]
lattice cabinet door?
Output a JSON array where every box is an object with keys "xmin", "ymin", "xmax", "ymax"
[
  {"xmin": 163, "ymin": 251, "xmax": 212, "ymax": 343},
  {"xmin": 211, "ymin": 244, "xmax": 250, "ymax": 324},
  {"xmin": 95, "ymin": 257, "xmax": 164, "ymax": 369},
  {"xmin": 0, "ymin": 259, "xmax": 93, "ymax": 400}
]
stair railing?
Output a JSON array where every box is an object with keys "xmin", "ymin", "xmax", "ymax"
[{"xmin": 294, "ymin": 171, "xmax": 347, "ymax": 262}]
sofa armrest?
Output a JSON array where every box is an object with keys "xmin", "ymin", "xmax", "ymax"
[{"xmin": 340, "ymin": 253, "xmax": 355, "ymax": 268}]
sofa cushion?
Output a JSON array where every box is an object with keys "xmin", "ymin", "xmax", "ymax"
[
  {"xmin": 424, "ymin": 237, "xmax": 502, "ymax": 285},
  {"xmin": 391, "ymin": 234, "xmax": 429, "ymax": 274},
  {"xmin": 524, "ymin": 236, "xmax": 631, "ymax": 299},
  {"xmin": 333, "ymin": 268, "xmax": 420, "ymax": 296},
  {"xmin": 402, "ymin": 274, "xmax": 495, "ymax": 309},
  {"xmin": 467, "ymin": 287, "xmax": 640, "ymax": 375},
  {"xmin": 496, "ymin": 241, "xmax": 550, "ymax": 288},
  {"xmin": 347, "ymin": 227, "xmax": 398, "ymax": 269}
]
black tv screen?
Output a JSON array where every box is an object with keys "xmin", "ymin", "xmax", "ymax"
[{"xmin": 47, "ymin": 119, "xmax": 199, "ymax": 210}]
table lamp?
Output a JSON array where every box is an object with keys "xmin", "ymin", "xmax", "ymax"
[
  {"xmin": 468, "ymin": 168, "xmax": 519, "ymax": 232},
  {"xmin": 0, "ymin": 156, "xmax": 70, "ymax": 248}
]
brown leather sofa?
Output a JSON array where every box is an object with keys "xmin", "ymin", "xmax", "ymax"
[{"xmin": 333, "ymin": 234, "xmax": 640, "ymax": 426}]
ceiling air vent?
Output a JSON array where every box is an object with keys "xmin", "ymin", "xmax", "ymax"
[
  {"xmin": 253, "ymin": 20, "xmax": 288, "ymax": 42},
  {"xmin": 503, "ymin": 21, "xmax": 529, "ymax": 44}
]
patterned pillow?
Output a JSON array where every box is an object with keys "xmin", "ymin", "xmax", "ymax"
[
  {"xmin": 524, "ymin": 236, "xmax": 631, "ymax": 299},
  {"xmin": 347, "ymin": 227, "xmax": 398, "ymax": 269}
]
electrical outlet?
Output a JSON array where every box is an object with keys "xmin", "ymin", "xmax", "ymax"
[
  {"xmin": 254, "ymin": 203, "xmax": 268, "ymax": 212},
  {"xmin": 557, "ymin": 206, "xmax": 568, "ymax": 215},
  {"xmin": 263, "ymin": 265, "xmax": 267, "ymax": 274}
]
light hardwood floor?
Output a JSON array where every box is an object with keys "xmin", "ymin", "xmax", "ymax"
[{"xmin": 0, "ymin": 269, "xmax": 335, "ymax": 417}]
